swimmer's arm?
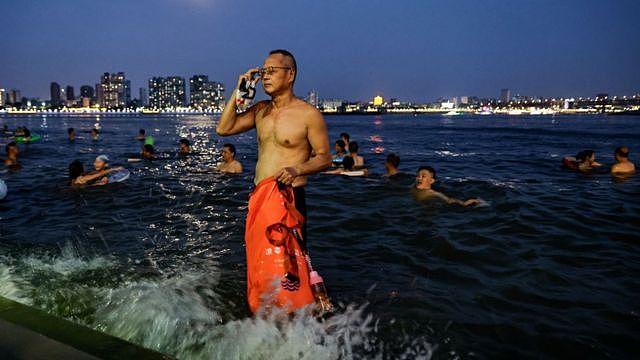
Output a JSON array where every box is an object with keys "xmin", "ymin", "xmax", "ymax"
[
  {"xmin": 75, "ymin": 169, "xmax": 109, "ymax": 184},
  {"xmin": 435, "ymin": 191, "xmax": 478, "ymax": 206},
  {"xmin": 216, "ymin": 69, "xmax": 260, "ymax": 136}
]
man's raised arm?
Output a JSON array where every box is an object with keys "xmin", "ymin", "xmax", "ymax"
[{"xmin": 216, "ymin": 68, "xmax": 260, "ymax": 136}]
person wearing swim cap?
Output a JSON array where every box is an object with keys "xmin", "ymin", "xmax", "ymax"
[
  {"xmin": 94, "ymin": 155, "xmax": 110, "ymax": 171},
  {"xmin": 413, "ymin": 166, "xmax": 478, "ymax": 206},
  {"xmin": 217, "ymin": 143, "xmax": 242, "ymax": 173},
  {"xmin": 611, "ymin": 146, "xmax": 636, "ymax": 176},
  {"xmin": 68, "ymin": 159, "xmax": 121, "ymax": 186}
]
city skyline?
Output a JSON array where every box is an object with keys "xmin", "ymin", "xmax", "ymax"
[{"xmin": 1, "ymin": 0, "xmax": 639, "ymax": 102}]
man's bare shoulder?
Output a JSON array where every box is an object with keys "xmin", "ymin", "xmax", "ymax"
[{"xmin": 291, "ymin": 98, "xmax": 323, "ymax": 122}]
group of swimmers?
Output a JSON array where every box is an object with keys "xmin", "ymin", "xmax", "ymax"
[
  {"xmin": 562, "ymin": 146, "xmax": 636, "ymax": 175},
  {"xmin": 1, "ymin": 124, "xmax": 246, "ymax": 187},
  {"xmin": 325, "ymin": 132, "xmax": 480, "ymax": 206}
]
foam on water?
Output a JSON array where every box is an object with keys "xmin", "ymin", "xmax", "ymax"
[{"xmin": 0, "ymin": 244, "xmax": 434, "ymax": 359}]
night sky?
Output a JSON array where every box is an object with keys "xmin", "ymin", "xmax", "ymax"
[{"xmin": 1, "ymin": 0, "xmax": 639, "ymax": 102}]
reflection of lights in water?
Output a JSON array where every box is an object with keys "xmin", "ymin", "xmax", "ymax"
[{"xmin": 369, "ymin": 135, "xmax": 383, "ymax": 142}]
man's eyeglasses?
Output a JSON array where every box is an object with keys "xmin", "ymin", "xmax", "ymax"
[{"xmin": 258, "ymin": 66, "xmax": 291, "ymax": 76}]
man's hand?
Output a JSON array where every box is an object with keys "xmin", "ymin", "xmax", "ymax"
[
  {"xmin": 236, "ymin": 67, "xmax": 261, "ymax": 90},
  {"xmin": 463, "ymin": 199, "xmax": 479, "ymax": 207},
  {"xmin": 275, "ymin": 167, "xmax": 300, "ymax": 185}
]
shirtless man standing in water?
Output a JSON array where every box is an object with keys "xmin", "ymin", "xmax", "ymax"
[
  {"xmin": 217, "ymin": 49, "xmax": 331, "ymax": 188},
  {"xmin": 217, "ymin": 49, "xmax": 331, "ymax": 313}
]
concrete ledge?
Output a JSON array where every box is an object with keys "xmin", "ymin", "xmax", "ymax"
[{"xmin": 0, "ymin": 296, "xmax": 172, "ymax": 360}]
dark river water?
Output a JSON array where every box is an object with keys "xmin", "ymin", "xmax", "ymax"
[{"xmin": 1, "ymin": 113, "xmax": 639, "ymax": 359}]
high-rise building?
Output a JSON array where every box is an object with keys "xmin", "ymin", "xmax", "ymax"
[
  {"xmin": 124, "ymin": 80, "xmax": 131, "ymax": 105},
  {"xmin": 80, "ymin": 85, "xmax": 94, "ymax": 99},
  {"xmin": 0, "ymin": 89, "xmax": 5, "ymax": 107},
  {"xmin": 100, "ymin": 72, "xmax": 126, "ymax": 108},
  {"xmin": 307, "ymin": 89, "xmax": 319, "ymax": 108},
  {"xmin": 50, "ymin": 82, "xmax": 61, "ymax": 105},
  {"xmin": 189, "ymin": 75, "xmax": 224, "ymax": 109},
  {"xmin": 66, "ymin": 85, "xmax": 75, "ymax": 101},
  {"xmin": 7, "ymin": 89, "xmax": 21, "ymax": 105},
  {"xmin": 500, "ymin": 88, "xmax": 511, "ymax": 103},
  {"xmin": 139, "ymin": 88, "xmax": 148, "ymax": 106},
  {"xmin": 149, "ymin": 76, "xmax": 186, "ymax": 108}
]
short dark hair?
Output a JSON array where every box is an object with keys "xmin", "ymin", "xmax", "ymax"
[
  {"xmin": 417, "ymin": 166, "xmax": 436, "ymax": 179},
  {"xmin": 615, "ymin": 146, "xmax": 629, "ymax": 158},
  {"xmin": 91, "ymin": 128, "xmax": 98, "ymax": 133},
  {"xmin": 386, "ymin": 153, "xmax": 400, "ymax": 168},
  {"xmin": 340, "ymin": 132, "xmax": 350, "ymax": 142},
  {"xmin": 143, "ymin": 144, "xmax": 154, "ymax": 154},
  {"xmin": 68, "ymin": 127, "xmax": 74, "ymax": 134},
  {"xmin": 269, "ymin": 49, "xmax": 297, "ymax": 83},
  {"xmin": 223, "ymin": 143, "xmax": 236, "ymax": 155},
  {"xmin": 179, "ymin": 138, "xmax": 190, "ymax": 146},
  {"xmin": 335, "ymin": 140, "xmax": 346, "ymax": 152},
  {"xmin": 342, "ymin": 155, "xmax": 355, "ymax": 171},
  {"xmin": 23, "ymin": 128, "xmax": 31, "ymax": 137},
  {"xmin": 69, "ymin": 160, "xmax": 84, "ymax": 180},
  {"xmin": 576, "ymin": 150, "xmax": 595, "ymax": 162},
  {"xmin": 348, "ymin": 141, "xmax": 359, "ymax": 153},
  {"xmin": 139, "ymin": 129, "xmax": 145, "ymax": 135},
  {"xmin": 6, "ymin": 141, "xmax": 17, "ymax": 154}
]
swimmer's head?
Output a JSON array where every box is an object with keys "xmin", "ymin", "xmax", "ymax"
[
  {"xmin": 615, "ymin": 146, "xmax": 630, "ymax": 160},
  {"xmin": 262, "ymin": 49, "xmax": 297, "ymax": 96},
  {"xmin": 5, "ymin": 142, "xmax": 18, "ymax": 157},
  {"xmin": 179, "ymin": 138, "xmax": 190, "ymax": 153},
  {"xmin": 23, "ymin": 128, "xmax": 31, "ymax": 138},
  {"xmin": 139, "ymin": 129, "xmax": 145, "ymax": 135},
  {"xmin": 69, "ymin": 160, "xmax": 84, "ymax": 180},
  {"xmin": 222, "ymin": 143, "xmax": 236, "ymax": 162},
  {"xmin": 142, "ymin": 144, "xmax": 154, "ymax": 159},
  {"xmin": 68, "ymin": 128, "xmax": 75, "ymax": 135},
  {"xmin": 385, "ymin": 153, "xmax": 400, "ymax": 169},
  {"xmin": 576, "ymin": 150, "xmax": 595, "ymax": 163},
  {"xmin": 416, "ymin": 166, "xmax": 436, "ymax": 190},
  {"xmin": 335, "ymin": 140, "xmax": 346, "ymax": 154},
  {"xmin": 340, "ymin": 132, "xmax": 350, "ymax": 144},
  {"xmin": 348, "ymin": 141, "xmax": 359, "ymax": 154},
  {"xmin": 342, "ymin": 155, "xmax": 355, "ymax": 171},
  {"xmin": 94, "ymin": 155, "xmax": 109, "ymax": 170}
]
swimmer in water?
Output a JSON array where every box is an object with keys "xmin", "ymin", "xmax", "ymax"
[
  {"xmin": 384, "ymin": 153, "xmax": 400, "ymax": 177},
  {"xmin": 611, "ymin": 146, "xmax": 635, "ymax": 176},
  {"xmin": 141, "ymin": 144, "xmax": 155, "ymax": 159},
  {"xmin": 340, "ymin": 132, "xmax": 350, "ymax": 150},
  {"xmin": 178, "ymin": 138, "xmax": 191, "ymax": 155},
  {"xmin": 575, "ymin": 150, "xmax": 601, "ymax": 172},
  {"xmin": 217, "ymin": 143, "xmax": 242, "ymax": 173},
  {"xmin": 333, "ymin": 139, "xmax": 347, "ymax": 161},
  {"xmin": 412, "ymin": 166, "xmax": 478, "ymax": 206},
  {"xmin": 90, "ymin": 128, "xmax": 99, "ymax": 141},
  {"xmin": 3, "ymin": 142, "xmax": 20, "ymax": 169},
  {"xmin": 137, "ymin": 129, "xmax": 146, "ymax": 141},
  {"xmin": 68, "ymin": 159, "xmax": 121, "ymax": 186},
  {"xmin": 325, "ymin": 155, "xmax": 367, "ymax": 176},
  {"xmin": 68, "ymin": 128, "xmax": 76, "ymax": 142},
  {"xmin": 348, "ymin": 141, "xmax": 364, "ymax": 168}
]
